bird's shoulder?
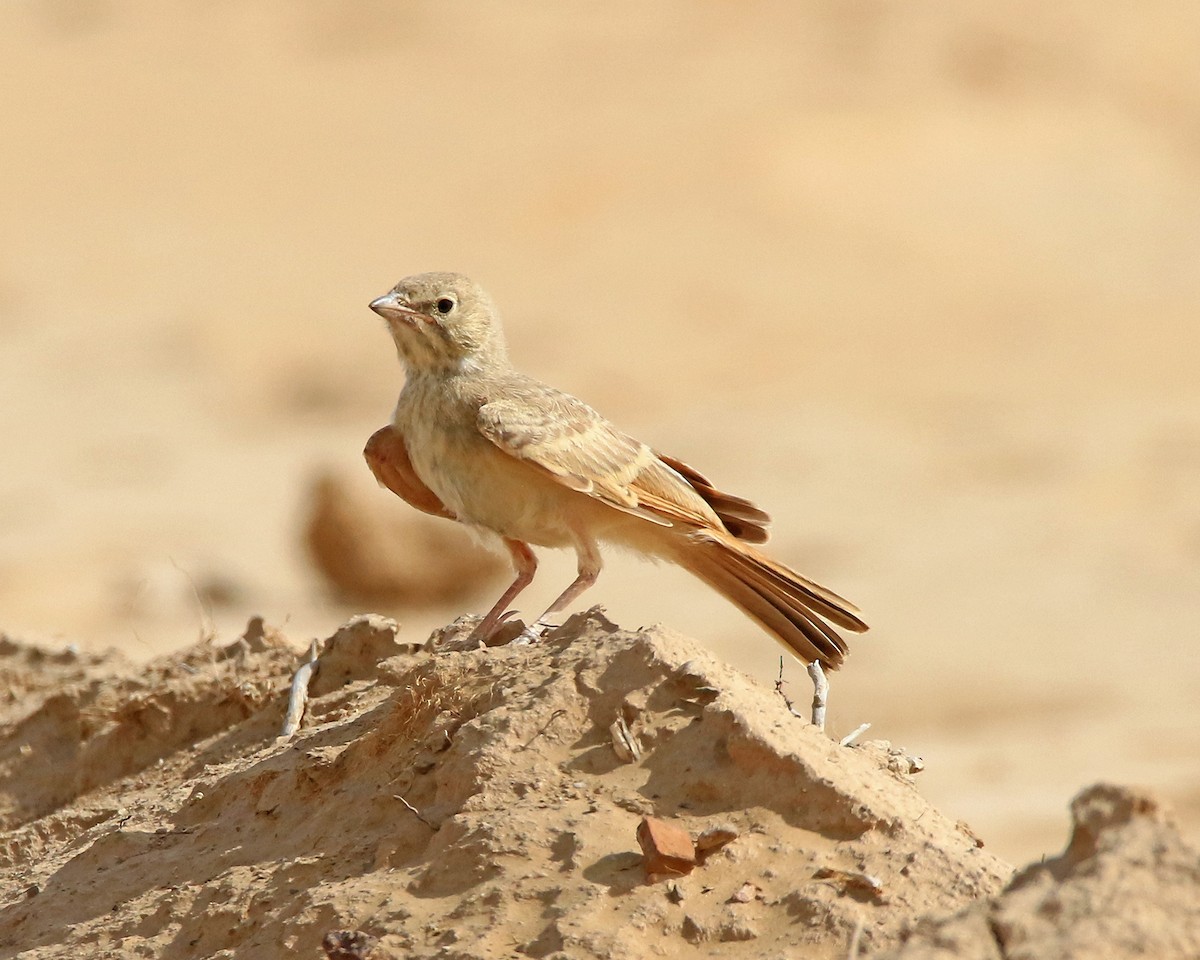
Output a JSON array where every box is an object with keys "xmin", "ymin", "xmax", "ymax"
[{"xmin": 476, "ymin": 373, "xmax": 621, "ymax": 448}]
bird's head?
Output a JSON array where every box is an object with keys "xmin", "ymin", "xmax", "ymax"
[{"xmin": 369, "ymin": 272, "xmax": 508, "ymax": 374}]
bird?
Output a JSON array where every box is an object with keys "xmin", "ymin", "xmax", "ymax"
[{"xmin": 365, "ymin": 272, "xmax": 867, "ymax": 668}]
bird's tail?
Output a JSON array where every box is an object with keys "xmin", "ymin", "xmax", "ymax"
[{"xmin": 674, "ymin": 531, "xmax": 868, "ymax": 669}]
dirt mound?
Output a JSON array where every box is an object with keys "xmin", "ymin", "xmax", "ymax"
[
  {"xmin": 0, "ymin": 620, "xmax": 295, "ymax": 835},
  {"xmin": 883, "ymin": 783, "xmax": 1200, "ymax": 959},
  {"xmin": 0, "ymin": 613, "xmax": 1191, "ymax": 958}
]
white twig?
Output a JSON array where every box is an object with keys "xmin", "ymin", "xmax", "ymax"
[
  {"xmin": 807, "ymin": 661, "xmax": 828, "ymax": 731},
  {"xmin": 279, "ymin": 639, "xmax": 320, "ymax": 739},
  {"xmin": 839, "ymin": 722, "xmax": 871, "ymax": 747},
  {"xmin": 394, "ymin": 794, "xmax": 435, "ymax": 829},
  {"xmin": 846, "ymin": 917, "xmax": 864, "ymax": 960}
]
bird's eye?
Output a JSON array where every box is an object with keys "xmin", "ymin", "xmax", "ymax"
[{"xmin": 435, "ymin": 297, "xmax": 455, "ymax": 315}]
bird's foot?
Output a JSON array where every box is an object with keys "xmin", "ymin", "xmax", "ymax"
[
  {"xmin": 474, "ymin": 610, "xmax": 530, "ymax": 646},
  {"xmin": 510, "ymin": 618, "xmax": 555, "ymax": 646},
  {"xmin": 428, "ymin": 611, "xmax": 544, "ymax": 652}
]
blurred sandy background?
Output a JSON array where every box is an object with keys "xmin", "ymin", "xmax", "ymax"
[{"xmin": 2, "ymin": 0, "xmax": 1198, "ymax": 865}]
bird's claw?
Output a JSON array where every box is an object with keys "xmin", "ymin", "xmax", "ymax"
[{"xmin": 511, "ymin": 619, "xmax": 554, "ymax": 646}]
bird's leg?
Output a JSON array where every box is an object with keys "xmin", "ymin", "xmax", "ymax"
[
  {"xmin": 517, "ymin": 535, "xmax": 602, "ymax": 643},
  {"xmin": 468, "ymin": 538, "xmax": 538, "ymax": 642}
]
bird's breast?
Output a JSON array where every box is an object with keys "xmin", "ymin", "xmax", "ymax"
[{"xmin": 392, "ymin": 379, "xmax": 584, "ymax": 548}]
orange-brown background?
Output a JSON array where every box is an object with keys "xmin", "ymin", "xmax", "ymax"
[{"xmin": 2, "ymin": 1, "xmax": 1198, "ymax": 864}]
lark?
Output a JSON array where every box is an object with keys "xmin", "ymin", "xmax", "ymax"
[{"xmin": 366, "ymin": 272, "xmax": 867, "ymax": 667}]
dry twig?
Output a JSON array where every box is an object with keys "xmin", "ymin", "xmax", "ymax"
[
  {"xmin": 609, "ymin": 716, "xmax": 642, "ymax": 762},
  {"xmin": 839, "ymin": 722, "xmax": 871, "ymax": 747},
  {"xmin": 280, "ymin": 639, "xmax": 320, "ymax": 739},
  {"xmin": 807, "ymin": 661, "xmax": 828, "ymax": 731},
  {"xmin": 518, "ymin": 708, "xmax": 567, "ymax": 751},
  {"xmin": 846, "ymin": 917, "xmax": 865, "ymax": 960},
  {"xmin": 394, "ymin": 793, "xmax": 435, "ymax": 829},
  {"xmin": 774, "ymin": 658, "xmax": 805, "ymax": 719}
]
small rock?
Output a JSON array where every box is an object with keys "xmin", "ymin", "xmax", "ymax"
[
  {"xmin": 322, "ymin": 929, "xmax": 374, "ymax": 959},
  {"xmin": 728, "ymin": 881, "xmax": 760, "ymax": 903},
  {"xmin": 718, "ymin": 919, "xmax": 758, "ymax": 942},
  {"xmin": 637, "ymin": 816, "xmax": 696, "ymax": 881},
  {"xmin": 957, "ymin": 819, "xmax": 985, "ymax": 848},
  {"xmin": 695, "ymin": 824, "xmax": 739, "ymax": 861},
  {"xmin": 813, "ymin": 867, "xmax": 885, "ymax": 902},
  {"xmin": 681, "ymin": 915, "xmax": 709, "ymax": 944},
  {"xmin": 859, "ymin": 739, "xmax": 926, "ymax": 776}
]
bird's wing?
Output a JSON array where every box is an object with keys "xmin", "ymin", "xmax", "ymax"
[
  {"xmin": 364, "ymin": 424, "xmax": 457, "ymax": 521},
  {"xmin": 476, "ymin": 383, "xmax": 721, "ymax": 530},
  {"xmin": 656, "ymin": 452, "xmax": 772, "ymax": 544}
]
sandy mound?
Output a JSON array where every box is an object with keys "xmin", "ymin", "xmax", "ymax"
[
  {"xmin": 883, "ymin": 783, "xmax": 1200, "ymax": 959},
  {"xmin": 0, "ymin": 613, "xmax": 1191, "ymax": 958}
]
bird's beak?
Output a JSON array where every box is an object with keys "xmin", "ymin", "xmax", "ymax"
[{"xmin": 369, "ymin": 291, "xmax": 418, "ymax": 325}]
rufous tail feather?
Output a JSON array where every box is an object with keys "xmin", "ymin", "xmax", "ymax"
[{"xmin": 676, "ymin": 531, "xmax": 867, "ymax": 669}]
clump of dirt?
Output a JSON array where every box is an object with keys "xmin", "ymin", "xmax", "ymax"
[
  {"xmin": 0, "ymin": 611, "xmax": 1192, "ymax": 959},
  {"xmin": 303, "ymin": 470, "xmax": 506, "ymax": 606}
]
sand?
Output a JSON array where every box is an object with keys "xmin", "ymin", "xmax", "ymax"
[{"xmin": 2, "ymin": 612, "xmax": 1196, "ymax": 957}]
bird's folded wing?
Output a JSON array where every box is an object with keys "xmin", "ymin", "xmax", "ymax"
[
  {"xmin": 476, "ymin": 387, "xmax": 720, "ymax": 530},
  {"xmin": 364, "ymin": 425, "xmax": 457, "ymax": 520},
  {"xmin": 656, "ymin": 452, "xmax": 772, "ymax": 544}
]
